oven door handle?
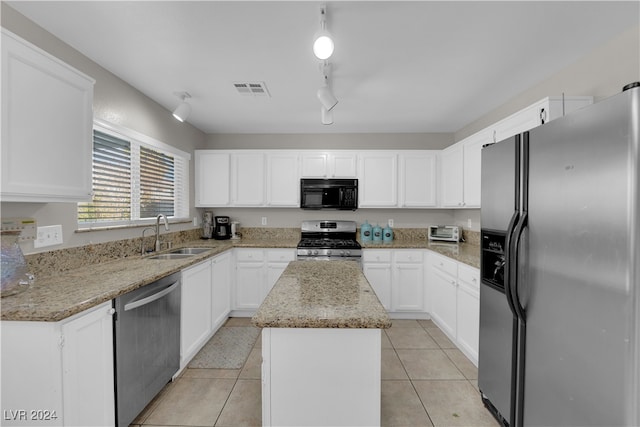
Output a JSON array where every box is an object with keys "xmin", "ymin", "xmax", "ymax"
[{"xmin": 124, "ymin": 281, "xmax": 179, "ymax": 311}]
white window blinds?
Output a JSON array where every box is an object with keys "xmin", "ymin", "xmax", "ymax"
[{"xmin": 78, "ymin": 124, "xmax": 190, "ymax": 227}]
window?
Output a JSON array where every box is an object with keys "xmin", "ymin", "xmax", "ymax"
[{"xmin": 78, "ymin": 121, "xmax": 190, "ymax": 228}]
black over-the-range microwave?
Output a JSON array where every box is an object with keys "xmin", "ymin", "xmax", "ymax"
[{"xmin": 300, "ymin": 179, "xmax": 358, "ymax": 210}]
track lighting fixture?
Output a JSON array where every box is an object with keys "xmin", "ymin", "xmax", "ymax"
[
  {"xmin": 172, "ymin": 92, "xmax": 191, "ymax": 122},
  {"xmin": 321, "ymin": 106, "xmax": 333, "ymax": 125},
  {"xmin": 317, "ymin": 62, "xmax": 337, "ymax": 124},
  {"xmin": 313, "ymin": 5, "xmax": 334, "ymax": 60}
]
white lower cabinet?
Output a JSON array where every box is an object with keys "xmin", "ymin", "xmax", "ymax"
[
  {"xmin": 233, "ymin": 248, "xmax": 295, "ymax": 313},
  {"xmin": 363, "ymin": 249, "xmax": 427, "ymax": 316},
  {"xmin": 211, "ymin": 251, "xmax": 232, "ymax": 330},
  {"xmin": 0, "ymin": 301, "xmax": 115, "ymax": 426},
  {"xmin": 427, "ymin": 251, "xmax": 480, "ymax": 365},
  {"xmin": 181, "ymin": 259, "xmax": 214, "ymax": 367}
]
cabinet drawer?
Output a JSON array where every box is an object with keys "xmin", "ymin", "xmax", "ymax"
[
  {"xmin": 266, "ymin": 249, "xmax": 295, "ymax": 263},
  {"xmin": 235, "ymin": 249, "xmax": 264, "ymax": 262},
  {"xmin": 362, "ymin": 250, "xmax": 392, "ymax": 263},
  {"xmin": 430, "ymin": 252, "xmax": 457, "ymax": 276},
  {"xmin": 458, "ymin": 264, "xmax": 479, "ymax": 289},
  {"xmin": 393, "ymin": 250, "xmax": 423, "ymax": 263}
]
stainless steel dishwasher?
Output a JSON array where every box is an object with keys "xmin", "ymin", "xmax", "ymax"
[{"xmin": 113, "ymin": 272, "xmax": 181, "ymax": 427}]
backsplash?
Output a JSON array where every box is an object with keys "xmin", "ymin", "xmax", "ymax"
[{"xmin": 24, "ymin": 227, "xmax": 479, "ymax": 278}]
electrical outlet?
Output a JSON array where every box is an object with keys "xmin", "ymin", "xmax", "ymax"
[
  {"xmin": 467, "ymin": 218, "xmax": 472, "ymax": 228},
  {"xmin": 34, "ymin": 225, "xmax": 63, "ymax": 248},
  {"xmin": 262, "ymin": 217, "xmax": 267, "ymax": 226},
  {"xmin": 388, "ymin": 219, "xmax": 394, "ymax": 227}
]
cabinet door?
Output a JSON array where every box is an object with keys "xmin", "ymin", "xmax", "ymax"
[
  {"xmin": 211, "ymin": 252, "xmax": 232, "ymax": 330},
  {"xmin": 301, "ymin": 153, "xmax": 328, "ymax": 177},
  {"xmin": 359, "ymin": 153, "xmax": 398, "ymax": 207},
  {"xmin": 1, "ymin": 30, "xmax": 94, "ymax": 202},
  {"xmin": 440, "ymin": 144, "xmax": 464, "ymax": 207},
  {"xmin": 195, "ymin": 151, "xmax": 230, "ymax": 207},
  {"xmin": 363, "ymin": 263, "xmax": 392, "ymax": 310},
  {"xmin": 267, "ymin": 153, "xmax": 299, "ymax": 207},
  {"xmin": 392, "ymin": 263, "xmax": 425, "ymax": 312},
  {"xmin": 181, "ymin": 260, "xmax": 213, "ymax": 364},
  {"xmin": 430, "ymin": 268, "xmax": 457, "ymax": 338},
  {"xmin": 235, "ymin": 262, "xmax": 265, "ymax": 309},
  {"xmin": 61, "ymin": 302, "xmax": 115, "ymax": 427},
  {"xmin": 462, "ymin": 134, "xmax": 487, "ymax": 208},
  {"xmin": 330, "ymin": 153, "xmax": 357, "ymax": 178},
  {"xmin": 232, "ymin": 153, "xmax": 265, "ymax": 206},
  {"xmin": 399, "ymin": 153, "xmax": 437, "ymax": 207},
  {"xmin": 456, "ymin": 280, "xmax": 479, "ymax": 364}
]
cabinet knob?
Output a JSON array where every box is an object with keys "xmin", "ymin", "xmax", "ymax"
[{"xmin": 108, "ymin": 308, "xmax": 116, "ymax": 316}]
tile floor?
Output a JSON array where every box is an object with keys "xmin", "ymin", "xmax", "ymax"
[{"xmin": 130, "ymin": 317, "xmax": 500, "ymax": 427}]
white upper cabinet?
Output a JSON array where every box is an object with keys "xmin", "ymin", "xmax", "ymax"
[
  {"xmin": 358, "ymin": 152, "xmax": 398, "ymax": 207},
  {"xmin": 440, "ymin": 144, "xmax": 464, "ymax": 207},
  {"xmin": 399, "ymin": 152, "xmax": 437, "ymax": 207},
  {"xmin": 301, "ymin": 152, "xmax": 357, "ymax": 178},
  {"xmin": 1, "ymin": 29, "xmax": 95, "ymax": 202},
  {"xmin": 461, "ymin": 129, "xmax": 491, "ymax": 208},
  {"xmin": 195, "ymin": 151, "xmax": 230, "ymax": 207},
  {"xmin": 231, "ymin": 153, "xmax": 265, "ymax": 206},
  {"xmin": 266, "ymin": 153, "xmax": 299, "ymax": 207}
]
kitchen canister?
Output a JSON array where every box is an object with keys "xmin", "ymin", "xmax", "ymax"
[
  {"xmin": 383, "ymin": 225, "xmax": 394, "ymax": 243},
  {"xmin": 372, "ymin": 224, "xmax": 383, "ymax": 243},
  {"xmin": 360, "ymin": 221, "xmax": 372, "ymax": 242}
]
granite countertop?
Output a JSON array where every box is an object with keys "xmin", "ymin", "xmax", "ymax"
[
  {"xmin": 252, "ymin": 261, "xmax": 391, "ymax": 329},
  {"xmin": 0, "ymin": 238, "xmax": 296, "ymax": 322},
  {"xmin": 1, "ymin": 235, "xmax": 478, "ymax": 323}
]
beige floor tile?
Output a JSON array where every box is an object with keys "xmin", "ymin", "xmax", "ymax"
[
  {"xmin": 382, "ymin": 330, "xmax": 393, "ymax": 349},
  {"xmin": 144, "ymin": 377, "xmax": 235, "ymax": 426},
  {"xmin": 397, "ymin": 349, "xmax": 465, "ymax": 380},
  {"xmin": 239, "ymin": 347, "xmax": 262, "ymax": 379},
  {"xmin": 182, "ymin": 367, "xmax": 240, "ymax": 379},
  {"xmin": 130, "ymin": 379, "xmax": 176, "ymax": 425},
  {"xmin": 425, "ymin": 326, "xmax": 457, "ymax": 349},
  {"xmin": 413, "ymin": 380, "xmax": 499, "ymax": 427},
  {"xmin": 418, "ymin": 319, "xmax": 436, "ymax": 329},
  {"xmin": 381, "ymin": 380, "xmax": 433, "ymax": 427},
  {"xmin": 389, "ymin": 319, "xmax": 423, "ymax": 328},
  {"xmin": 387, "ymin": 327, "xmax": 439, "ymax": 349},
  {"xmin": 444, "ymin": 348, "xmax": 478, "ymax": 380},
  {"xmin": 253, "ymin": 331, "xmax": 262, "ymax": 348},
  {"xmin": 382, "ymin": 349, "xmax": 409, "ymax": 380},
  {"xmin": 215, "ymin": 379, "xmax": 262, "ymax": 426},
  {"xmin": 224, "ymin": 317, "xmax": 254, "ymax": 327}
]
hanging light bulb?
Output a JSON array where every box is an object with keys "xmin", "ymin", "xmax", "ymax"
[{"xmin": 313, "ymin": 5, "xmax": 334, "ymax": 60}]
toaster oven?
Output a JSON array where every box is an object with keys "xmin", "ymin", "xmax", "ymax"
[{"xmin": 428, "ymin": 225, "xmax": 461, "ymax": 242}]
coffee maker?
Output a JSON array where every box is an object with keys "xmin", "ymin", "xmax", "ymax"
[
  {"xmin": 213, "ymin": 216, "xmax": 231, "ymax": 240},
  {"xmin": 202, "ymin": 211, "xmax": 213, "ymax": 239}
]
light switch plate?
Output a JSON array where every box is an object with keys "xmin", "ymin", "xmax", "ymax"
[{"xmin": 34, "ymin": 225, "xmax": 63, "ymax": 248}]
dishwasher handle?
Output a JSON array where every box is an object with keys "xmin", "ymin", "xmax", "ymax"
[{"xmin": 124, "ymin": 281, "xmax": 179, "ymax": 311}]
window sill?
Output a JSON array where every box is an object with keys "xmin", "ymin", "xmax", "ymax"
[{"xmin": 75, "ymin": 218, "xmax": 192, "ymax": 233}]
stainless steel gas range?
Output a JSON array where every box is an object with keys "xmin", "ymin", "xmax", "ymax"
[{"xmin": 296, "ymin": 220, "xmax": 362, "ymax": 264}]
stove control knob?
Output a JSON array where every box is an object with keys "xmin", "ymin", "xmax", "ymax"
[
  {"xmin": 339, "ymin": 250, "xmax": 345, "ymax": 256},
  {"xmin": 327, "ymin": 250, "xmax": 332, "ymax": 256},
  {"xmin": 312, "ymin": 250, "xmax": 319, "ymax": 256},
  {"xmin": 345, "ymin": 250, "xmax": 351, "ymax": 256}
]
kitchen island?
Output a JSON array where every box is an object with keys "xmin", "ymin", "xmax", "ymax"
[{"xmin": 252, "ymin": 260, "xmax": 391, "ymax": 427}]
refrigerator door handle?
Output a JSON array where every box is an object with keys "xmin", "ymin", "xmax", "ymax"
[
  {"xmin": 504, "ymin": 210, "xmax": 520, "ymax": 316},
  {"xmin": 510, "ymin": 211, "xmax": 528, "ymax": 322}
]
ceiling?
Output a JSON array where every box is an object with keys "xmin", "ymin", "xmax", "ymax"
[{"xmin": 7, "ymin": 1, "xmax": 639, "ymax": 134}]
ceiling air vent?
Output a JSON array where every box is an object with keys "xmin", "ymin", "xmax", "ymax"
[{"xmin": 233, "ymin": 82, "xmax": 270, "ymax": 97}]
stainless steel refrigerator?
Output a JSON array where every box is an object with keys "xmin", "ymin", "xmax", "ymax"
[{"xmin": 478, "ymin": 83, "xmax": 639, "ymax": 427}]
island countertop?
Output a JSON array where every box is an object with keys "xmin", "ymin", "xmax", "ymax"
[{"xmin": 252, "ymin": 260, "xmax": 392, "ymax": 329}]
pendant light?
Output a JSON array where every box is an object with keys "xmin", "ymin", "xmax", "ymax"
[
  {"xmin": 172, "ymin": 92, "xmax": 191, "ymax": 122},
  {"xmin": 313, "ymin": 5, "xmax": 334, "ymax": 60}
]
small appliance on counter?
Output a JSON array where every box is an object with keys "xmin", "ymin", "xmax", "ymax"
[
  {"xmin": 230, "ymin": 221, "xmax": 241, "ymax": 240},
  {"xmin": 428, "ymin": 225, "xmax": 460, "ymax": 242},
  {"xmin": 213, "ymin": 216, "xmax": 231, "ymax": 240},
  {"xmin": 201, "ymin": 211, "xmax": 213, "ymax": 239}
]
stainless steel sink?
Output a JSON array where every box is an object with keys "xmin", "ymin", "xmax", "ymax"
[
  {"xmin": 146, "ymin": 253, "xmax": 194, "ymax": 260},
  {"xmin": 169, "ymin": 247, "xmax": 210, "ymax": 255}
]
